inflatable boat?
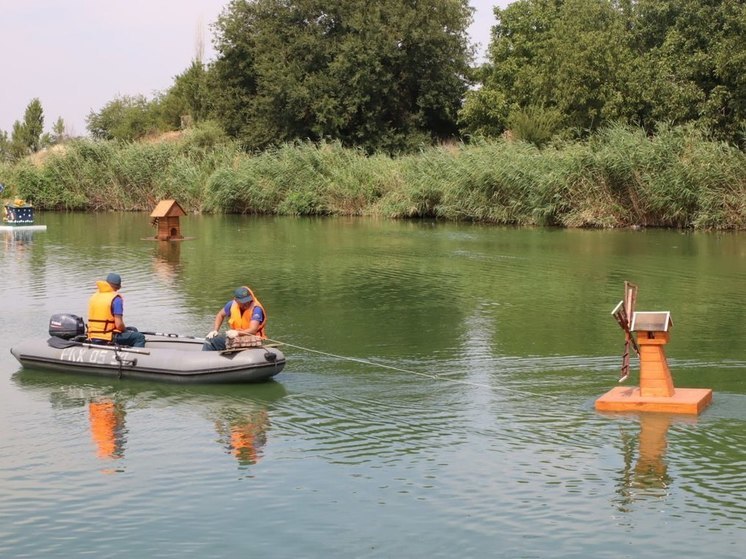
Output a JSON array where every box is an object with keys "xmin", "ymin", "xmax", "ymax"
[{"xmin": 10, "ymin": 332, "xmax": 286, "ymax": 384}]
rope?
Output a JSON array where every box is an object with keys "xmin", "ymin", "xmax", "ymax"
[{"xmin": 264, "ymin": 337, "xmax": 553, "ymax": 399}]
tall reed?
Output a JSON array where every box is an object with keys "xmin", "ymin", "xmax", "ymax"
[{"xmin": 1, "ymin": 124, "xmax": 743, "ymax": 229}]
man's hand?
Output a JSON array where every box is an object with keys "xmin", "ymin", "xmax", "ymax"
[{"xmin": 206, "ymin": 330, "xmax": 219, "ymax": 340}]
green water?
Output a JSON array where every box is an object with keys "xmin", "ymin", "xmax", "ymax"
[{"xmin": 1, "ymin": 213, "xmax": 744, "ymax": 558}]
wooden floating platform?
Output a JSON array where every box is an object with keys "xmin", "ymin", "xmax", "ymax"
[{"xmin": 595, "ymin": 386, "xmax": 712, "ymax": 415}]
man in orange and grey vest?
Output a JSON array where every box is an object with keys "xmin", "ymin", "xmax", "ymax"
[
  {"xmin": 203, "ymin": 285, "xmax": 267, "ymax": 351},
  {"xmin": 87, "ymin": 273, "xmax": 146, "ymax": 348}
]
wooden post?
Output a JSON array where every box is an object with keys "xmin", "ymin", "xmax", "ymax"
[{"xmin": 637, "ymin": 331, "xmax": 674, "ymax": 397}]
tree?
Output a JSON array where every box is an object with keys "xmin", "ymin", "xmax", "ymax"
[
  {"xmin": 0, "ymin": 129, "xmax": 10, "ymax": 162},
  {"xmin": 627, "ymin": 0, "xmax": 746, "ymax": 143},
  {"xmin": 9, "ymin": 121, "xmax": 29, "ymax": 159},
  {"xmin": 23, "ymin": 98, "xmax": 45, "ymax": 152},
  {"xmin": 458, "ymin": 86, "xmax": 509, "ymax": 138},
  {"xmin": 7, "ymin": 98, "xmax": 46, "ymax": 158},
  {"xmin": 209, "ymin": 0, "xmax": 474, "ymax": 153},
  {"xmin": 86, "ymin": 95, "xmax": 160, "ymax": 141},
  {"xmin": 160, "ymin": 59, "xmax": 210, "ymax": 129},
  {"xmin": 465, "ymin": 0, "xmax": 746, "ymax": 144},
  {"xmin": 51, "ymin": 117, "xmax": 67, "ymax": 144},
  {"xmin": 462, "ymin": 0, "xmax": 633, "ymax": 139}
]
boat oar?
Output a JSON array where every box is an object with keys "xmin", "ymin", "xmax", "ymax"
[
  {"xmin": 141, "ymin": 331, "xmax": 205, "ymax": 341},
  {"xmin": 141, "ymin": 331, "xmax": 281, "ymax": 358},
  {"xmin": 46, "ymin": 336, "xmax": 150, "ymax": 355},
  {"xmin": 141, "ymin": 331, "xmax": 280, "ymax": 347}
]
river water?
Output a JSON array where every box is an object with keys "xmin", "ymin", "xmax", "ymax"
[{"xmin": 1, "ymin": 213, "xmax": 744, "ymax": 558}]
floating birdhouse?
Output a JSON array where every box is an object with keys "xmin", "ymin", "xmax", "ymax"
[
  {"xmin": 3, "ymin": 199, "xmax": 35, "ymax": 224},
  {"xmin": 150, "ymin": 199, "xmax": 186, "ymax": 241},
  {"xmin": 596, "ymin": 283, "xmax": 712, "ymax": 415}
]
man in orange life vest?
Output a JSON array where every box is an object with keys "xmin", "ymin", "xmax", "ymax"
[
  {"xmin": 203, "ymin": 285, "xmax": 267, "ymax": 351},
  {"xmin": 87, "ymin": 273, "xmax": 146, "ymax": 348}
]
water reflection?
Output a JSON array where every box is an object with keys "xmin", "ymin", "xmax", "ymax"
[
  {"xmin": 2, "ymin": 228, "xmax": 37, "ymax": 251},
  {"xmin": 88, "ymin": 399, "xmax": 127, "ymax": 460},
  {"xmin": 152, "ymin": 241, "xmax": 183, "ymax": 282},
  {"xmin": 610, "ymin": 413, "xmax": 696, "ymax": 512},
  {"xmin": 214, "ymin": 409, "xmax": 270, "ymax": 466},
  {"xmin": 12, "ymin": 370, "xmax": 286, "ymax": 470}
]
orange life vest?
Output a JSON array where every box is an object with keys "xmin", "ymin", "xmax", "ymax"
[
  {"xmin": 88, "ymin": 281, "xmax": 123, "ymax": 342},
  {"xmin": 228, "ymin": 285, "xmax": 267, "ymax": 339}
]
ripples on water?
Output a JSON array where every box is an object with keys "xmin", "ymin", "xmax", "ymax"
[{"xmin": 1, "ymin": 219, "xmax": 744, "ymax": 557}]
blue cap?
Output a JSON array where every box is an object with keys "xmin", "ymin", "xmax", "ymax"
[
  {"xmin": 106, "ymin": 273, "xmax": 122, "ymax": 287},
  {"xmin": 234, "ymin": 286, "xmax": 252, "ymax": 303}
]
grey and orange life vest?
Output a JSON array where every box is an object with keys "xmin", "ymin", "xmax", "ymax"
[
  {"xmin": 228, "ymin": 285, "xmax": 267, "ymax": 339},
  {"xmin": 87, "ymin": 280, "xmax": 122, "ymax": 342}
]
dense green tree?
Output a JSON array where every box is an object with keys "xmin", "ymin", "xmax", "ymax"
[
  {"xmin": 463, "ymin": 0, "xmax": 745, "ymax": 145},
  {"xmin": 23, "ymin": 98, "xmax": 45, "ymax": 152},
  {"xmin": 542, "ymin": 0, "xmax": 633, "ymax": 130},
  {"xmin": 86, "ymin": 95, "xmax": 160, "ymax": 141},
  {"xmin": 461, "ymin": 0, "xmax": 633, "ymax": 138},
  {"xmin": 627, "ymin": 0, "xmax": 746, "ymax": 143},
  {"xmin": 6, "ymin": 98, "xmax": 46, "ymax": 158},
  {"xmin": 160, "ymin": 59, "xmax": 210, "ymax": 129},
  {"xmin": 458, "ymin": 86, "xmax": 510, "ymax": 138},
  {"xmin": 209, "ymin": 0, "xmax": 474, "ymax": 153},
  {"xmin": 9, "ymin": 121, "xmax": 29, "ymax": 159}
]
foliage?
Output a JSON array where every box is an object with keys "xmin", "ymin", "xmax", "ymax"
[
  {"xmin": 3, "ymin": 124, "xmax": 744, "ymax": 230},
  {"xmin": 208, "ymin": 0, "xmax": 474, "ymax": 153},
  {"xmin": 0, "ymin": 130, "xmax": 9, "ymax": 162},
  {"xmin": 458, "ymin": 86, "xmax": 510, "ymax": 139},
  {"xmin": 22, "ymin": 98, "xmax": 45, "ymax": 153},
  {"xmin": 159, "ymin": 60, "xmax": 211, "ymax": 129},
  {"xmin": 475, "ymin": 0, "xmax": 633, "ymax": 139},
  {"xmin": 1, "ymin": 121, "xmax": 248, "ymax": 211},
  {"xmin": 507, "ymin": 105, "xmax": 564, "ymax": 147},
  {"xmin": 468, "ymin": 0, "xmax": 745, "ymax": 145},
  {"xmin": 2, "ymin": 98, "xmax": 47, "ymax": 161},
  {"xmin": 86, "ymin": 95, "xmax": 162, "ymax": 141},
  {"xmin": 626, "ymin": 0, "xmax": 746, "ymax": 144},
  {"xmin": 51, "ymin": 117, "xmax": 67, "ymax": 145}
]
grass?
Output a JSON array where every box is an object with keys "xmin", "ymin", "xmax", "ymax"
[{"xmin": 1, "ymin": 123, "xmax": 744, "ymax": 229}]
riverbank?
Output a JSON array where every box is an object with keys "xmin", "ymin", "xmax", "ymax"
[{"xmin": 2, "ymin": 123, "xmax": 744, "ymax": 229}]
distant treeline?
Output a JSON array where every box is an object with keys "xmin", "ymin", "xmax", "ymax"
[
  {"xmin": 2, "ymin": 0, "xmax": 744, "ymax": 159},
  {"xmin": 1, "ymin": 1, "xmax": 744, "ymax": 229},
  {"xmin": 2, "ymin": 122, "xmax": 744, "ymax": 229}
]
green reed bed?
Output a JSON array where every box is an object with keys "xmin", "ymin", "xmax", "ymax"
[{"xmin": 2, "ymin": 124, "xmax": 744, "ymax": 229}]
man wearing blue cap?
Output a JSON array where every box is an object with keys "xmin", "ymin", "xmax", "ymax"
[
  {"xmin": 203, "ymin": 285, "xmax": 267, "ymax": 351},
  {"xmin": 87, "ymin": 273, "xmax": 146, "ymax": 347}
]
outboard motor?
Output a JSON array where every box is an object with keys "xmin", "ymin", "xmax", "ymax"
[{"xmin": 49, "ymin": 313, "xmax": 86, "ymax": 339}]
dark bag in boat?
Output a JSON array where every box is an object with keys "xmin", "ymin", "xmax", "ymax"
[
  {"xmin": 49, "ymin": 313, "xmax": 86, "ymax": 339},
  {"xmin": 226, "ymin": 334, "xmax": 262, "ymax": 350}
]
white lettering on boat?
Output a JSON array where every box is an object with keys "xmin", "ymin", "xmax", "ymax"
[
  {"xmin": 60, "ymin": 347, "xmax": 117, "ymax": 365},
  {"xmin": 61, "ymin": 347, "xmax": 86, "ymax": 362}
]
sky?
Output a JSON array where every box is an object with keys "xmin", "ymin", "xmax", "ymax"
[{"xmin": 0, "ymin": 0, "xmax": 511, "ymax": 137}]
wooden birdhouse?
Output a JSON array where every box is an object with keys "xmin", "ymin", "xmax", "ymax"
[{"xmin": 150, "ymin": 200, "xmax": 186, "ymax": 241}]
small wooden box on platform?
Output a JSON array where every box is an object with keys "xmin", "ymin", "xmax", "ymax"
[
  {"xmin": 149, "ymin": 199, "xmax": 186, "ymax": 241},
  {"xmin": 596, "ymin": 308, "xmax": 712, "ymax": 415}
]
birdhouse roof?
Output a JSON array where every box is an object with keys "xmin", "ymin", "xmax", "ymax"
[{"xmin": 150, "ymin": 199, "xmax": 186, "ymax": 218}]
